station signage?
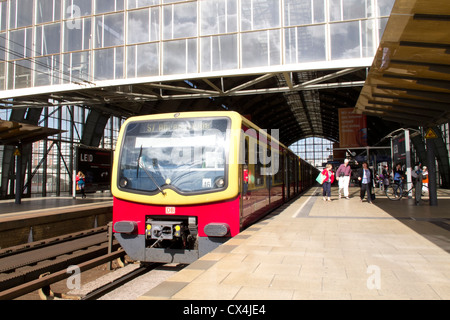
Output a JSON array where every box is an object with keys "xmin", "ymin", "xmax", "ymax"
[
  {"xmin": 338, "ymin": 108, "xmax": 367, "ymax": 148},
  {"xmin": 392, "ymin": 133, "xmax": 406, "ymax": 164},
  {"xmin": 76, "ymin": 146, "xmax": 112, "ymax": 192}
]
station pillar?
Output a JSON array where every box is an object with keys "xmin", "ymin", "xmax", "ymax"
[
  {"xmin": 14, "ymin": 144, "xmax": 22, "ymax": 204},
  {"xmin": 425, "ymin": 132, "xmax": 438, "ymax": 206}
]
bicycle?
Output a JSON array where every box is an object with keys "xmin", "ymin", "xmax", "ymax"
[{"xmin": 385, "ymin": 181, "xmax": 415, "ymax": 200}]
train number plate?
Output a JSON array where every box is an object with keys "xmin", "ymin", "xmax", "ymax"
[{"xmin": 165, "ymin": 207, "xmax": 176, "ymax": 214}]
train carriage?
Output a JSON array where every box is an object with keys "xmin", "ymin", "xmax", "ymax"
[{"xmin": 112, "ymin": 111, "xmax": 317, "ymax": 263}]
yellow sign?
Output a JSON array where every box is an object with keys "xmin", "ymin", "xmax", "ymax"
[
  {"xmin": 13, "ymin": 148, "xmax": 21, "ymax": 156},
  {"xmin": 425, "ymin": 128, "xmax": 438, "ymax": 139}
]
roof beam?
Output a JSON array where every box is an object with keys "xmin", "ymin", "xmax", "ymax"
[
  {"xmin": 375, "ymin": 85, "xmax": 450, "ymax": 103},
  {"xmin": 292, "ymin": 67, "xmax": 363, "ymax": 89},
  {"xmin": 202, "ymin": 78, "xmax": 224, "ymax": 94},
  {"xmin": 366, "ymin": 101, "xmax": 442, "ymax": 117},
  {"xmin": 390, "ymin": 59, "xmax": 450, "ymax": 75},
  {"xmin": 224, "ymin": 73, "xmax": 275, "ymax": 94}
]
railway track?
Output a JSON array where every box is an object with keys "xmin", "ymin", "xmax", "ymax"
[{"xmin": 0, "ymin": 224, "xmax": 125, "ymax": 300}]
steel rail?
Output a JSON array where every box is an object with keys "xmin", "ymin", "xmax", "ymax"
[{"xmin": 0, "ymin": 249, "xmax": 125, "ymax": 300}]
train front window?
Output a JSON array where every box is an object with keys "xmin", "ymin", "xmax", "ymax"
[{"xmin": 118, "ymin": 117, "xmax": 229, "ymax": 194}]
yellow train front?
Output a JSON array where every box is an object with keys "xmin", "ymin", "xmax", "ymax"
[{"xmin": 112, "ymin": 111, "xmax": 317, "ymax": 263}]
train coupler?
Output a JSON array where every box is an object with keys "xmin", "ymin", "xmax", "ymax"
[{"xmin": 145, "ymin": 220, "xmax": 183, "ymax": 240}]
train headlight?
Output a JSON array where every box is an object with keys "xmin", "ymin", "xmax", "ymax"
[
  {"xmin": 174, "ymin": 225, "xmax": 181, "ymax": 237},
  {"xmin": 214, "ymin": 177, "xmax": 225, "ymax": 188},
  {"xmin": 146, "ymin": 224, "xmax": 152, "ymax": 237},
  {"xmin": 119, "ymin": 177, "xmax": 129, "ymax": 188}
]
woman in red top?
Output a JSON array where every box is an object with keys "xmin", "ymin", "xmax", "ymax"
[{"xmin": 321, "ymin": 164, "xmax": 335, "ymax": 201}]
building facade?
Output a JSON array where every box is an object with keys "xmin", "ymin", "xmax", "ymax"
[
  {"xmin": 0, "ymin": 0, "xmax": 397, "ymax": 197},
  {"xmin": 1, "ymin": 0, "xmax": 394, "ymax": 96}
]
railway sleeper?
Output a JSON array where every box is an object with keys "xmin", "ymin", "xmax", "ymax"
[{"xmin": 0, "ymin": 242, "xmax": 121, "ymax": 292}]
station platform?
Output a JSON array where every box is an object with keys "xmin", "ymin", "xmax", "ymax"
[
  {"xmin": 0, "ymin": 192, "xmax": 113, "ymax": 218},
  {"xmin": 140, "ymin": 187, "xmax": 450, "ymax": 300},
  {"xmin": 0, "ymin": 193, "xmax": 113, "ymax": 248}
]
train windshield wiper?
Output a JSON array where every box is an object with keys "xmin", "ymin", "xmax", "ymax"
[
  {"xmin": 138, "ymin": 157, "xmax": 166, "ymax": 196},
  {"xmin": 136, "ymin": 145, "xmax": 143, "ymax": 178}
]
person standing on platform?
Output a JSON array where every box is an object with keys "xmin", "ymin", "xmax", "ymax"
[
  {"xmin": 357, "ymin": 162, "xmax": 373, "ymax": 204},
  {"xmin": 412, "ymin": 164, "xmax": 423, "ymax": 205},
  {"xmin": 321, "ymin": 164, "xmax": 335, "ymax": 202},
  {"xmin": 336, "ymin": 159, "xmax": 352, "ymax": 199},
  {"xmin": 422, "ymin": 166, "xmax": 429, "ymax": 194},
  {"xmin": 76, "ymin": 171, "xmax": 86, "ymax": 198},
  {"xmin": 393, "ymin": 163, "xmax": 404, "ymax": 188}
]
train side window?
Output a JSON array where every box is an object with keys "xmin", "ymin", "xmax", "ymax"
[{"xmin": 274, "ymin": 151, "xmax": 283, "ymax": 184}]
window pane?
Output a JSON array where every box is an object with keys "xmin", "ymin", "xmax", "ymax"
[
  {"xmin": 0, "ymin": 63, "xmax": 5, "ymax": 90},
  {"xmin": 200, "ymin": 0, "xmax": 237, "ymax": 35},
  {"xmin": 163, "ymin": 39, "xmax": 197, "ymax": 75},
  {"xmin": 242, "ymin": 30, "xmax": 280, "ymax": 68},
  {"xmin": 10, "ymin": 0, "xmax": 33, "ymax": 28},
  {"xmin": 36, "ymin": 23, "xmax": 61, "ymax": 55},
  {"xmin": 269, "ymin": 29, "xmax": 281, "ymax": 66},
  {"xmin": 0, "ymin": 2, "xmax": 7, "ymax": 31},
  {"xmin": 95, "ymin": 0, "xmax": 124, "ymax": 14},
  {"xmin": 361, "ymin": 19, "xmax": 375, "ymax": 57},
  {"xmin": 163, "ymin": 2, "xmax": 197, "ymax": 40},
  {"xmin": 35, "ymin": 55, "xmax": 61, "ymax": 86},
  {"xmin": 201, "ymin": 34, "xmax": 238, "ymax": 72},
  {"xmin": 95, "ymin": 49, "xmax": 113, "ymax": 80},
  {"xmin": 9, "ymin": 60, "xmax": 31, "ymax": 89},
  {"xmin": 9, "ymin": 28, "xmax": 33, "ymax": 60},
  {"xmin": 64, "ymin": 17, "xmax": 91, "ymax": 52},
  {"xmin": 127, "ymin": 0, "xmax": 159, "ymax": 9},
  {"xmin": 297, "ymin": 24, "xmax": 325, "ymax": 62},
  {"xmin": 313, "ymin": 0, "xmax": 325, "ymax": 23},
  {"xmin": 127, "ymin": 9, "xmax": 149, "ymax": 44},
  {"xmin": 95, "ymin": 47, "xmax": 123, "ymax": 80},
  {"xmin": 127, "ymin": 8, "xmax": 159, "ymax": 44},
  {"xmin": 127, "ymin": 43, "xmax": 159, "ymax": 77},
  {"xmin": 64, "ymin": 0, "xmax": 93, "ymax": 18},
  {"xmin": 284, "ymin": 0, "xmax": 311, "ymax": 26},
  {"xmin": 330, "ymin": 21, "xmax": 360, "ymax": 60},
  {"xmin": 37, "ymin": 0, "xmax": 61, "ymax": 24},
  {"xmin": 329, "ymin": 0, "xmax": 341, "ymax": 22},
  {"xmin": 241, "ymin": 0, "xmax": 280, "ymax": 31},
  {"xmin": 95, "ymin": 13, "xmax": 124, "ymax": 48},
  {"xmin": 343, "ymin": 0, "xmax": 366, "ymax": 20},
  {"xmin": 63, "ymin": 51, "xmax": 91, "ymax": 83}
]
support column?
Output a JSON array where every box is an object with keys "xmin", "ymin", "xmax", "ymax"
[
  {"xmin": 405, "ymin": 129, "xmax": 413, "ymax": 198},
  {"xmin": 14, "ymin": 144, "xmax": 22, "ymax": 204},
  {"xmin": 426, "ymin": 138, "xmax": 438, "ymax": 206}
]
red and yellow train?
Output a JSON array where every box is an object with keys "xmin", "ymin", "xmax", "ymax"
[{"xmin": 112, "ymin": 111, "xmax": 317, "ymax": 263}]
